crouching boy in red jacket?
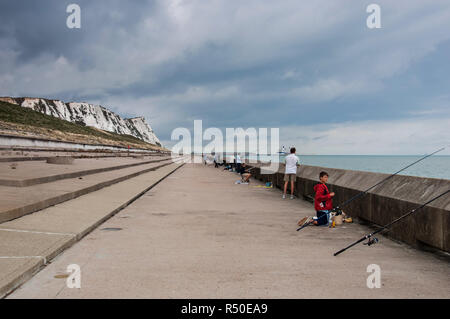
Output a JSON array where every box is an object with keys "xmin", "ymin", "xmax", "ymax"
[
  {"xmin": 297, "ymin": 171, "xmax": 336, "ymax": 227},
  {"xmin": 313, "ymin": 171, "xmax": 335, "ymax": 225}
]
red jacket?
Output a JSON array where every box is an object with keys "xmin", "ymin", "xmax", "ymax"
[{"xmin": 314, "ymin": 183, "xmax": 333, "ymax": 211}]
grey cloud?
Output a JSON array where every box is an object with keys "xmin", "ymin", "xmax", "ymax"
[{"xmin": 1, "ymin": 0, "xmax": 450, "ymax": 153}]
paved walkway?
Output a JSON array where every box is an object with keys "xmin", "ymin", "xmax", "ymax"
[{"xmin": 8, "ymin": 164, "xmax": 450, "ymax": 298}]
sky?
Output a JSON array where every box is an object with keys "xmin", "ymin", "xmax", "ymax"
[{"xmin": 1, "ymin": 0, "xmax": 450, "ymax": 154}]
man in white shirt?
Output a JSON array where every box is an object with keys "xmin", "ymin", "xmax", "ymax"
[{"xmin": 283, "ymin": 147, "xmax": 299, "ymax": 199}]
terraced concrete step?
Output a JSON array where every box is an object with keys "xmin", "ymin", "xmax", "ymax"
[
  {"xmin": 0, "ymin": 161, "xmax": 184, "ymax": 298},
  {"xmin": 0, "ymin": 154, "xmax": 164, "ymax": 163},
  {"xmin": 0, "ymin": 156, "xmax": 171, "ymax": 187},
  {"xmin": 0, "ymin": 149, "xmax": 168, "ymax": 163},
  {"xmin": 0, "ymin": 159, "xmax": 177, "ymax": 223}
]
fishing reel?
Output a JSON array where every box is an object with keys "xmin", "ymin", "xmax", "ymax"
[
  {"xmin": 364, "ymin": 237, "xmax": 379, "ymax": 246},
  {"xmin": 332, "ymin": 207, "xmax": 344, "ymax": 216}
]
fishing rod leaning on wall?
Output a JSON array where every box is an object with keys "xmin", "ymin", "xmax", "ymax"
[
  {"xmin": 333, "ymin": 189, "xmax": 450, "ymax": 256},
  {"xmin": 296, "ymin": 146, "xmax": 446, "ymax": 232}
]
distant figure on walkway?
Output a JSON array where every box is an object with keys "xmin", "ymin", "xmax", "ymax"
[
  {"xmin": 282, "ymin": 147, "xmax": 299, "ymax": 199},
  {"xmin": 237, "ymin": 162, "xmax": 252, "ymax": 183},
  {"xmin": 203, "ymin": 154, "xmax": 208, "ymax": 165},
  {"xmin": 214, "ymin": 153, "xmax": 220, "ymax": 168},
  {"xmin": 228, "ymin": 154, "xmax": 235, "ymax": 171},
  {"xmin": 235, "ymin": 153, "xmax": 242, "ymax": 173}
]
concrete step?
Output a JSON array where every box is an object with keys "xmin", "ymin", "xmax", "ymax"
[
  {"xmin": 0, "ymin": 149, "xmax": 168, "ymax": 163},
  {"xmin": 0, "ymin": 161, "xmax": 184, "ymax": 298},
  {"xmin": 0, "ymin": 159, "xmax": 178, "ymax": 223},
  {"xmin": 0, "ymin": 156, "xmax": 171, "ymax": 187}
]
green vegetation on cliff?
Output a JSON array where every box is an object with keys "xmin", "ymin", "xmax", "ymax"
[{"xmin": 0, "ymin": 100, "xmax": 160, "ymax": 149}]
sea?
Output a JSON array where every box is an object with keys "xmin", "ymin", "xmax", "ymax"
[{"xmin": 248, "ymin": 155, "xmax": 450, "ymax": 180}]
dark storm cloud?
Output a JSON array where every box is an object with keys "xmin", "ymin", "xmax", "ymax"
[
  {"xmin": 0, "ymin": 0, "xmax": 157, "ymax": 65},
  {"xmin": 1, "ymin": 0, "xmax": 450, "ymax": 153}
]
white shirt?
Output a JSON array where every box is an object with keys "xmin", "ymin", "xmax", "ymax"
[
  {"xmin": 236, "ymin": 155, "xmax": 242, "ymax": 164},
  {"xmin": 284, "ymin": 154, "xmax": 299, "ymax": 174}
]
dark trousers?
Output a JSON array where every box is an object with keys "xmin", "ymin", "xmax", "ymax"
[{"xmin": 316, "ymin": 210, "xmax": 330, "ymax": 226}]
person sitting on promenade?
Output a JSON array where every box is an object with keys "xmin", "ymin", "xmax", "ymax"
[
  {"xmin": 282, "ymin": 147, "xmax": 299, "ymax": 199},
  {"xmin": 298, "ymin": 171, "xmax": 335, "ymax": 227},
  {"xmin": 237, "ymin": 162, "xmax": 252, "ymax": 183}
]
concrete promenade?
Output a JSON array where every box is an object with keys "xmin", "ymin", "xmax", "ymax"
[{"xmin": 8, "ymin": 163, "xmax": 450, "ymax": 298}]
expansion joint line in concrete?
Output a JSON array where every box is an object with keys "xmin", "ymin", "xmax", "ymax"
[
  {"xmin": 117, "ymin": 163, "xmax": 185, "ymax": 211},
  {"xmin": 0, "ymin": 228, "xmax": 75, "ymax": 236}
]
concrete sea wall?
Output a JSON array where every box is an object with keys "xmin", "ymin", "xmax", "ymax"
[
  {"xmin": 247, "ymin": 162, "xmax": 450, "ymax": 253},
  {"xmin": 0, "ymin": 134, "xmax": 165, "ymax": 153}
]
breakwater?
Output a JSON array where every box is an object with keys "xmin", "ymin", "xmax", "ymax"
[{"xmin": 247, "ymin": 162, "xmax": 450, "ymax": 253}]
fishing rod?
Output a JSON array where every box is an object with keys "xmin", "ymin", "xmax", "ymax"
[
  {"xmin": 296, "ymin": 146, "xmax": 445, "ymax": 231},
  {"xmin": 332, "ymin": 147, "xmax": 445, "ymax": 213},
  {"xmin": 333, "ymin": 189, "xmax": 450, "ymax": 256}
]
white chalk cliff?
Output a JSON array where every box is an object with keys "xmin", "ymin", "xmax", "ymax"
[{"xmin": 0, "ymin": 97, "xmax": 161, "ymax": 146}]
